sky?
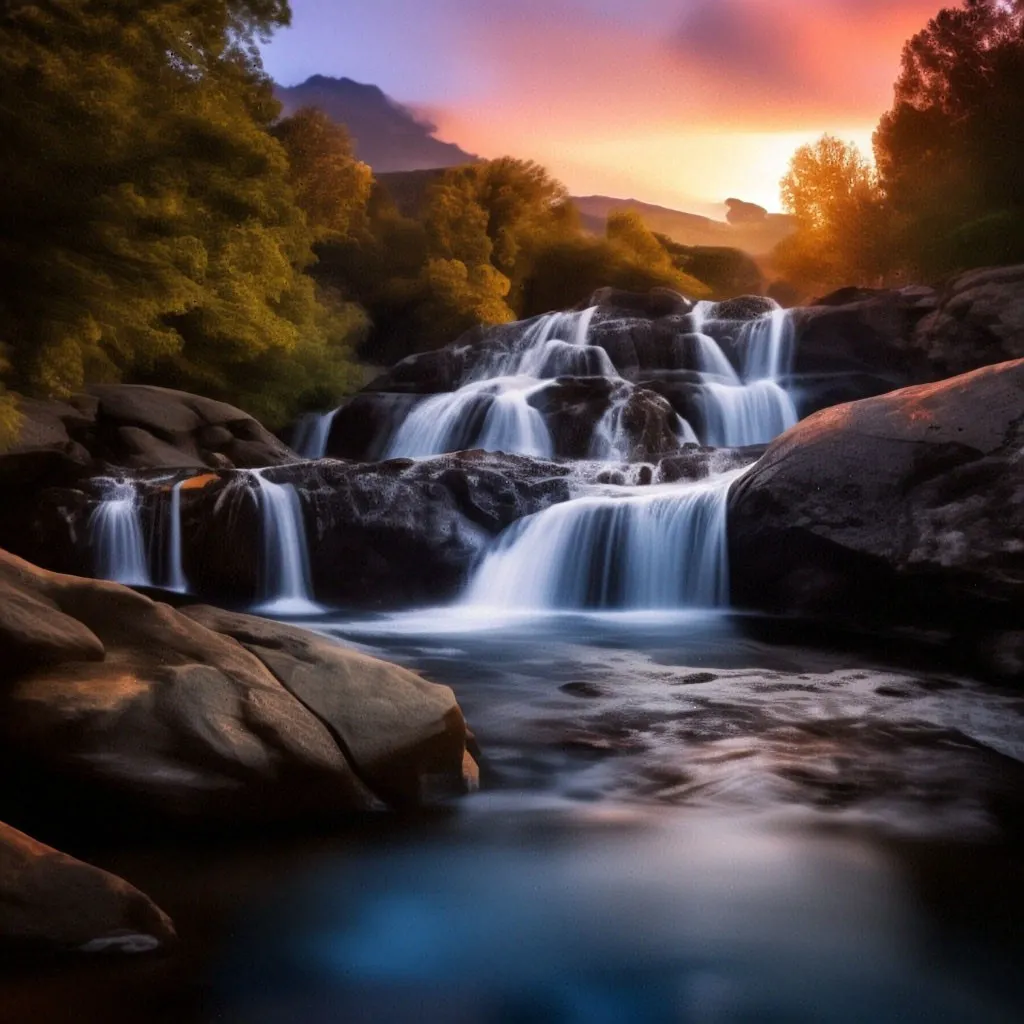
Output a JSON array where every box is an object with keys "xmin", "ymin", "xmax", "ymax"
[{"xmin": 262, "ymin": 0, "xmax": 946, "ymax": 217}]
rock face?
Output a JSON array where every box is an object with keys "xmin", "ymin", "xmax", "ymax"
[
  {"xmin": 728, "ymin": 359, "xmax": 1024, "ymax": 676},
  {"xmin": 11, "ymin": 385, "xmax": 296, "ymax": 470},
  {"xmin": 0, "ymin": 550, "xmax": 476, "ymax": 827},
  {"xmin": 181, "ymin": 452, "xmax": 574, "ymax": 606},
  {"xmin": 914, "ymin": 265, "xmax": 1024, "ymax": 376},
  {"xmin": 0, "ymin": 820, "xmax": 175, "ymax": 957}
]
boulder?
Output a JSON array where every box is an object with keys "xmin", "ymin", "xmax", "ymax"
[
  {"xmin": 0, "ymin": 820, "xmax": 175, "ymax": 956},
  {"xmin": 10, "ymin": 385, "xmax": 297, "ymax": 470},
  {"xmin": 589, "ymin": 287, "xmax": 692, "ymax": 318},
  {"xmin": 728, "ymin": 359, "xmax": 1024, "ymax": 678},
  {"xmin": 0, "ymin": 550, "xmax": 477, "ymax": 828},
  {"xmin": 179, "ymin": 452, "xmax": 574, "ymax": 606},
  {"xmin": 914, "ymin": 265, "xmax": 1024, "ymax": 377}
]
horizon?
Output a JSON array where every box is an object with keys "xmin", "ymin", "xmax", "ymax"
[{"xmin": 261, "ymin": 0, "xmax": 944, "ymax": 215}]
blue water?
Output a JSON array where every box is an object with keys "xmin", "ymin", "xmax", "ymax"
[{"xmin": 203, "ymin": 610, "xmax": 1024, "ymax": 1024}]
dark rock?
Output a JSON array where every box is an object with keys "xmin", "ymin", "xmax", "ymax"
[
  {"xmin": 11, "ymin": 385, "xmax": 297, "ymax": 470},
  {"xmin": 914, "ymin": 265, "xmax": 1024, "ymax": 377},
  {"xmin": 589, "ymin": 287, "xmax": 693, "ymax": 318},
  {"xmin": 711, "ymin": 295, "xmax": 777, "ymax": 321},
  {"xmin": 174, "ymin": 452, "xmax": 573, "ymax": 607},
  {"xmin": 0, "ymin": 549, "xmax": 477, "ymax": 829},
  {"xmin": 0, "ymin": 820, "xmax": 176, "ymax": 956},
  {"xmin": 728, "ymin": 359, "xmax": 1024, "ymax": 674}
]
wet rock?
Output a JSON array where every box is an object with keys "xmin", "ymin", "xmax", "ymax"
[
  {"xmin": 0, "ymin": 549, "xmax": 477, "ymax": 829},
  {"xmin": 0, "ymin": 820, "xmax": 176, "ymax": 957},
  {"xmin": 728, "ymin": 358, "xmax": 1024, "ymax": 674}
]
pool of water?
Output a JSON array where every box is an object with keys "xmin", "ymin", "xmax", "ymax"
[{"xmin": 4, "ymin": 610, "xmax": 1023, "ymax": 1023}]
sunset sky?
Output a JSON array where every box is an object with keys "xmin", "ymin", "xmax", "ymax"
[{"xmin": 262, "ymin": 0, "xmax": 945, "ymax": 217}]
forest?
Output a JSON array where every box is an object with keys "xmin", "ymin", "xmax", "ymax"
[{"xmin": 1, "ymin": 0, "xmax": 1022, "ymax": 437}]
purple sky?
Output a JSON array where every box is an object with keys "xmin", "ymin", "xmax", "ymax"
[{"xmin": 262, "ymin": 0, "xmax": 945, "ymax": 212}]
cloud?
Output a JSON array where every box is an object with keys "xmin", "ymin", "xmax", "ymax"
[{"xmin": 673, "ymin": 1, "xmax": 810, "ymax": 89}]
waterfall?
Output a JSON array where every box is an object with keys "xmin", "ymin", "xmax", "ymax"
[
  {"xmin": 251, "ymin": 472, "xmax": 320, "ymax": 615},
  {"xmin": 463, "ymin": 469, "xmax": 743, "ymax": 611},
  {"xmin": 386, "ymin": 377, "xmax": 554, "ymax": 460},
  {"xmin": 89, "ymin": 479, "xmax": 153, "ymax": 587},
  {"xmin": 164, "ymin": 481, "xmax": 188, "ymax": 593},
  {"xmin": 292, "ymin": 409, "xmax": 338, "ymax": 460},
  {"xmin": 686, "ymin": 305, "xmax": 798, "ymax": 447}
]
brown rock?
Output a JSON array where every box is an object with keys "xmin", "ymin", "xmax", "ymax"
[{"xmin": 0, "ymin": 820, "xmax": 175, "ymax": 956}]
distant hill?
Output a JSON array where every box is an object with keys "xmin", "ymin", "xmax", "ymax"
[
  {"xmin": 274, "ymin": 75, "xmax": 477, "ymax": 173},
  {"xmin": 574, "ymin": 196, "xmax": 796, "ymax": 256}
]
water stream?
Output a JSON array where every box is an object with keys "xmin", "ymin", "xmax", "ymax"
[{"xmin": 88, "ymin": 478, "xmax": 153, "ymax": 587}]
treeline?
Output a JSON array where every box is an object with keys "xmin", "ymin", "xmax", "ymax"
[
  {"xmin": 776, "ymin": 0, "xmax": 1024, "ymax": 298},
  {"xmin": 314, "ymin": 157, "xmax": 722, "ymax": 366},
  {"xmin": 0, "ymin": 2, "xmax": 720, "ymax": 439}
]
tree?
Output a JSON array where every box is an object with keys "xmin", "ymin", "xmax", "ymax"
[
  {"xmin": 874, "ymin": 0, "xmax": 1024, "ymax": 275},
  {"xmin": 273, "ymin": 107, "xmax": 373, "ymax": 241},
  {"xmin": 0, "ymin": 0, "xmax": 362, "ymax": 425},
  {"xmin": 775, "ymin": 135, "xmax": 886, "ymax": 296}
]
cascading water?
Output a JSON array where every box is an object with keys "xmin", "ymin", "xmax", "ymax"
[
  {"xmin": 386, "ymin": 307, "xmax": 629, "ymax": 459},
  {"xmin": 164, "ymin": 480, "xmax": 188, "ymax": 593},
  {"xmin": 386, "ymin": 377, "xmax": 554, "ymax": 459},
  {"xmin": 292, "ymin": 409, "xmax": 338, "ymax": 460},
  {"xmin": 453, "ymin": 299, "xmax": 800, "ymax": 613},
  {"xmin": 251, "ymin": 471, "xmax": 320, "ymax": 615},
  {"xmin": 89, "ymin": 479, "xmax": 153, "ymax": 587},
  {"xmin": 464, "ymin": 469, "xmax": 743, "ymax": 611}
]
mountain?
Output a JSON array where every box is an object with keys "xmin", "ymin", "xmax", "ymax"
[
  {"xmin": 573, "ymin": 196, "xmax": 796, "ymax": 256},
  {"xmin": 274, "ymin": 75, "xmax": 477, "ymax": 173}
]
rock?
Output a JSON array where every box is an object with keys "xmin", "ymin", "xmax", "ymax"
[
  {"xmin": 728, "ymin": 359, "xmax": 1024, "ymax": 674},
  {"xmin": 710, "ymin": 295, "xmax": 777, "ymax": 321},
  {"xmin": 0, "ymin": 820, "xmax": 175, "ymax": 956},
  {"xmin": 589, "ymin": 287, "xmax": 693, "ymax": 318},
  {"xmin": 182, "ymin": 608, "xmax": 471, "ymax": 806},
  {"xmin": 725, "ymin": 198, "xmax": 768, "ymax": 225},
  {"xmin": 0, "ymin": 550, "xmax": 477, "ymax": 828},
  {"xmin": 11, "ymin": 385, "xmax": 297, "ymax": 470},
  {"xmin": 179, "ymin": 452, "xmax": 574, "ymax": 606},
  {"xmin": 914, "ymin": 265, "xmax": 1024, "ymax": 377}
]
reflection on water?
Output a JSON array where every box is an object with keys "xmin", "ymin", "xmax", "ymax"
[
  {"xmin": 212, "ymin": 809, "xmax": 1024, "ymax": 1024},
  {"xmin": 4, "ymin": 610, "xmax": 1023, "ymax": 1023}
]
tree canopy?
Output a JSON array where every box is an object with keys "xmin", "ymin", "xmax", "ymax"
[{"xmin": 0, "ymin": 0, "xmax": 365, "ymax": 427}]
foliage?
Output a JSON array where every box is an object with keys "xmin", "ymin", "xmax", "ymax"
[
  {"xmin": 774, "ymin": 135, "xmax": 887, "ymax": 298},
  {"xmin": 272, "ymin": 107, "xmax": 373, "ymax": 242},
  {"xmin": 874, "ymin": 0, "xmax": 1024, "ymax": 276},
  {"xmin": 658, "ymin": 240, "xmax": 764, "ymax": 300},
  {"xmin": 0, "ymin": 0, "xmax": 364, "ymax": 426}
]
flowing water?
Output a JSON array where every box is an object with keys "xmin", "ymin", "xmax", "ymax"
[
  {"xmin": 46, "ymin": 301, "xmax": 1024, "ymax": 1023},
  {"xmin": 291, "ymin": 409, "xmax": 338, "ymax": 460},
  {"xmin": 250, "ymin": 471, "xmax": 321, "ymax": 615},
  {"xmin": 163, "ymin": 480, "xmax": 189, "ymax": 593},
  {"xmin": 88, "ymin": 478, "xmax": 153, "ymax": 587}
]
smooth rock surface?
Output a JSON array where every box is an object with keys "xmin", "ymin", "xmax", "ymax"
[
  {"xmin": 0, "ymin": 821, "xmax": 175, "ymax": 957},
  {"xmin": 0, "ymin": 550, "xmax": 476, "ymax": 828},
  {"xmin": 10, "ymin": 385, "xmax": 297, "ymax": 469},
  {"xmin": 728, "ymin": 359, "xmax": 1024, "ymax": 674}
]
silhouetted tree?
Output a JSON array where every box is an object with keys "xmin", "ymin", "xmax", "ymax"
[{"xmin": 875, "ymin": 0, "xmax": 1024, "ymax": 274}]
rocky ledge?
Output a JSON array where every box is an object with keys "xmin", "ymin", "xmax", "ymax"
[
  {"xmin": 0, "ymin": 549, "xmax": 478, "ymax": 956},
  {"xmin": 729, "ymin": 357, "xmax": 1024, "ymax": 680},
  {"xmin": 11, "ymin": 384, "xmax": 297, "ymax": 470}
]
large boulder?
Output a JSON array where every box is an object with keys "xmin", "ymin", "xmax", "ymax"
[
  {"xmin": 0, "ymin": 820, "xmax": 175, "ymax": 957},
  {"xmin": 11, "ymin": 385, "xmax": 296, "ymax": 470},
  {"xmin": 179, "ymin": 452, "xmax": 573, "ymax": 606},
  {"xmin": 728, "ymin": 359, "xmax": 1024, "ymax": 677},
  {"xmin": 914, "ymin": 265, "xmax": 1024, "ymax": 376},
  {"xmin": 0, "ymin": 550, "xmax": 477, "ymax": 829}
]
